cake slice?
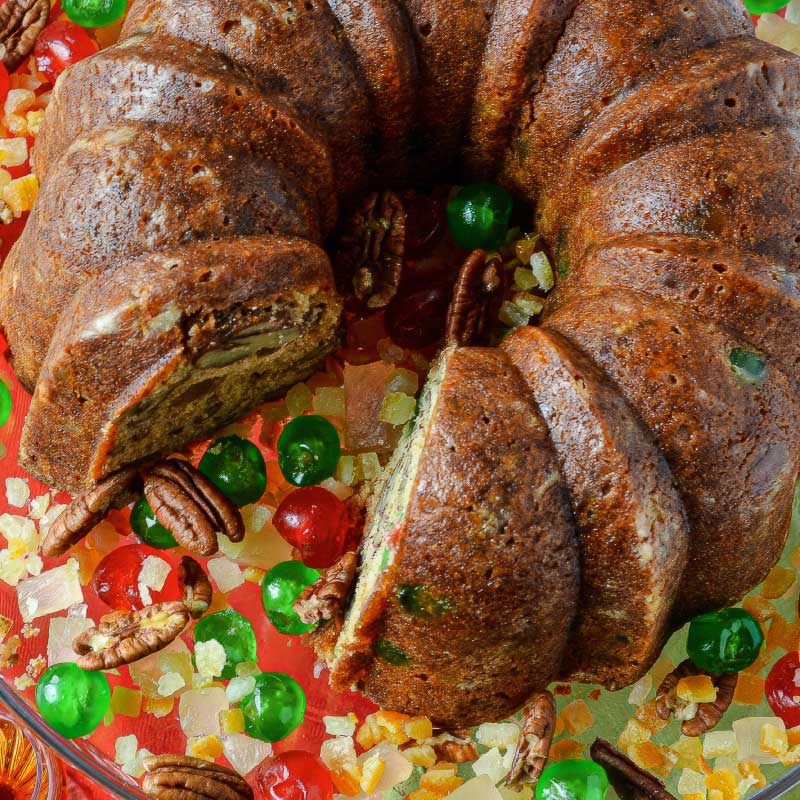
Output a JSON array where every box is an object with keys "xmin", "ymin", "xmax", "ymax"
[
  {"xmin": 545, "ymin": 288, "xmax": 800, "ymax": 622},
  {"xmin": 33, "ymin": 33, "xmax": 337, "ymax": 232},
  {"xmin": 122, "ymin": 0, "xmax": 370, "ymax": 197},
  {"xmin": 502, "ymin": 327, "xmax": 689, "ymax": 689},
  {"xmin": 329, "ymin": 346, "xmax": 579, "ymax": 728},
  {"xmin": 550, "ymin": 233, "xmax": 800, "ymax": 396},
  {"xmin": 0, "ymin": 121, "xmax": 321, "ymax": 391},
  {"xmin": 501, "ymin": 0, "xmax": 752, "ymax": 201},
  {"xmin": 20, "ymin": 236, "xmax": 341, "ymax": 493}
]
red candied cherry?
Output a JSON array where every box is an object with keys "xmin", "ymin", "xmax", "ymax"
[
  {"xmin": 273, "ymin": 487, "xmax": 351, "ymax": 569},
  {"xmin": 252, "ymin": 750, "xmax": 334, "ymax": 800},
  {"xmin": 92, "ymin": 544, "xmax": 181, "ymax": 612},
  {"xmin": 398, "ymin": 188, "xmax": 445, "ymax": 257},
  {"xmin": 34, "ymin": 20, "xmax": 99, "ymax": 85},
  {"xmin": 385, "ymin": 283, "xmax": 451, "ymax": 349},
  {"xmin": 0, "ymin": 64, "xmax": 9, "ymax": 108},
  {"xmin": 766, "ymin": 651, "xmax": 800, "ymax": 728}
]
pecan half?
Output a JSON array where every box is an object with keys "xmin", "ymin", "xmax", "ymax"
[
  {"xmin": 445, "ymin": 250, "xmax": 504, "ymax": 347},
  {"xmin": 655, "ymin": 659, "xmax": 738, "ymax": 737},
  {"xmin": 336, "ymin": 190, "xmax": 405, "ymax": 308},
  {"xmin": 294, "ymin": 551, "xmax": 358, "ymax": 625},
  {"xmin": 432, "ymin": 737, "xmax": 479, "ymax": 764},
  {"xmin": 73, "ymin": 601, "xmax": 190, "ymax": 671},
  {"xmin": 42, "ymin": 467, "xmax": 142, "ymax": 558},
  {"xmin": 507, "ymin": 691, "xmax": 557, "ymax": 788},
  {"xmin": 142, "ymin": 755, "xmax": 253, "ymax": 800},
  {"xmin": 178, "ymin": 556, "xmax": 212, "ymax": 619},
  {"xmin": 144, "ymin": 459, "xmax": 244, "ymax": 557},
  {"xmin": 0, "ymin": 0, "xmax": 49, "ymax": 72},
  {"xmin": 590, "ymin": 739, "xmax": 676, "ymax": 800}
]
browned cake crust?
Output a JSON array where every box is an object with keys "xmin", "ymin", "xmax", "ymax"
[
  {"xmin": 501, "ymin": 0, "xmax": 752, "ymax": 201},
  {"xmin": 465, "ymin": 0, "xmax": 580, "ymax": 179},
  {"xmin": 122, "ymin": 0, "xmax": 370, "ymax": 197},
  {"xmin": 551, "ymin": 234, "xmax": 800, "ymax": 397},
  {"xmin": 1, "ymin": 121, "xmax": 321, "ymax": 391},
  {"xmin": 545, "ymin": 288, "xmax": 800, "ymax": 622},
  {"xmin": 538, "ymin": 35, "xmax": 800, "ymax": 240},
  {"xmin": 21, "ymin": 236, "xmax": 341, "ymax": 492},
  {"xmin": 502, "ymin": 327, "xmax": 689, "ymax": 689},
  {"xmin": 33, "ymin": 33, "xmax": 337, "ymax": 231},
  {"xmin": 331, "ymin": 347, "xmax": 579, "ymax": 727}
]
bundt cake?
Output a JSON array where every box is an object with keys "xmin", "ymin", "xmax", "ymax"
[{"xmin": 2, "ymin": 0, "xmax": 800, "ymax": 729}]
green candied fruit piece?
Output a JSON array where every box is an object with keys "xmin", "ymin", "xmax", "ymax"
[
  {"xmin": 555, "ymin": 229, "xmax": 570, "ymax": 277},
  {"xmin": 447, "ymin": 182, "xmax": 514, "ymax": 251},
  {"xmin": 0, "ymin": 380, "xmax": 11, "ymax": 428},
  {"xmin": 199, "ymin": 435, "xmax": 267, "ymax": 507},
  {"xmin": 536, "ymin": 760, "xmax": 609, "ymax": 800},
  {"xmin": 374, "ymin": 639, "xmax": 411, "ymax": 666},
  {"xmin": 396, "ymin": 584, "xmax": 453, "ymax": 619},
  {"xmin": 193, "ymin": 610, "xmax": 257, "ymax": 680},
  {"xmin": 261, "ymin": 561, "xmax": 321, "ymax": 636},
  {"xmin": 687, "ymin": 607, "xmax": 764, "ymax": 674},
  {"xmin": 744, "ymin": 0, "xmax": 790, "ymax": 13},
  {"xmin": 729, "ymin": 348, "xmax": 768, "ymax": 385},
  {"xmin": 35, "ymin": 663, "xmax": 111, "ymax": 739},
  {"xmin": 277, "ymin": 415, "xmax": 341, "ymax": 487},
  {"xmin": 130, "ymin": 497, "xmax": 178, "ymax": 550},
  {"xmin": 241, "ymin": 672, "xmax": 306, "ymax": 743}
]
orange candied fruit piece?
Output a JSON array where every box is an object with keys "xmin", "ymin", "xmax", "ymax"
[
  {"xmin": 550, "ymin": 739, "xmax": 585, "ymax": 762},
  {"xmin": 742, "ymin": 595, "xmax": 778, "ymax": 623},
  {"xmin": 762, "ymin": 566, "xmax": 796, "ymax": 599},
  {"xmin": 734, "ymin": 672, "xmax": 765, "ymax": 706},
  {"xmin": 635, "ymin": 699, "xmax": 669, "ymax": 734},
  {"xmin": 628, "ymin": 741, "xmax": 673, "ymax": 778},
  {"xmin": 706, "ymin": 769, "xmax": 738, "ymax": 800},
  {"xmin": 331, "ymin": 765, "xmax": 362, "ymax": 797},
  {"xmin": 739, "ymin": 760, "xmax": 766, "ymax": 789},
  {"xmin": 561, "ymin": 699, "xmax": 594, "ymax": 735},
  {"xmin": 788, "ymin": 725, "xmax": 800, "ymax": 747},
  {"xmin": 676, "ymin": 674, "xmax": 717, "ymax": 703}
]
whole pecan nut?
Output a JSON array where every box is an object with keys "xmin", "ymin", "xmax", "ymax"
[
  {"xmin": 142, "ymin": 754, "xmax": 253, "ymax": 800},
  {"xmin": 655, "ymin": 658, "xmax": 738, "ymax": 737},
  {"xmin": 144, "ymin": 459, "xmax": 244, "ymax": 557},
  {"xmin": 42, "ymin": 467, "xmax": 142, "ymax": 558},
  {"xmin": 507, "ymin": 691, "xmax": 557, "ymax": 787},
  {"xmin": 590, "ymin": 739, "xmax": 677, "ymax": 800},
  {"xmin": 335, "ymin": 190, "xmax": 405, "ymax": 308},
  {"xmin": 178, "ymin": 556, "xmax": 212, "ymax": 619},
  {"xmin": 445, "ymin": 250, "xmax": 504, "ymax": 347},
  {"xmin": 294, "ymin": 551, "xmax": 358, "ymax": 625},
  {"xmin": 432, "ymin": 737, "xmax": 479, "ymax": 764},
  {"xmin": 0, "ymin": 0, "xmax": 50, "ymax": 72},
  {"xmin": 73, "ymin": 601, "xmax": 190, "ymax": 671}
]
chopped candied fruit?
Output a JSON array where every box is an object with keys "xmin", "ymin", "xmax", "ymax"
[
  {"xmin": 549, "ymin": 739, "xmax": 585, "ymax": 762},
  {"xmin": 677, "ymin": 675, "xmax": 717, "ymax": 704},
  {"xmin": 561, "ymin": 699, "xmax": 594, "ymax": 735},
  {"xmin": 734, "ymin": 672, "xmax": 765, "ymax": 706},
  {"xmin": 761, "ymin": 722, "xmax": 789, "ymax": 757},
  {"xmin": 762, "ymin": 566, "xmax": 795, "ymax": 599}
]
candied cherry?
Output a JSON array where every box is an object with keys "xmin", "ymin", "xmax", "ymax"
[
  {"xmin": 0, "ymin": 379, "xmax": 11, "ymax": 428},
  {"xmin": 399, "ymin": 189, "xmax": 445, "ymax": 257},
  {"xmin": 447, "ymin": 182, "xmax": 513, "ymax": 251},
  {"xmin": 253, "ymin": 751, "xmax": 334, "ymax": 800},
  {"xmin": 536, "ymin": 760, "xmax": 609, "ymax": 800},
  {"xmin": 277, "ymin": 415, "xmax": 341, "ymax": 487},
  {"xmin": 687, "ymin": 608, "xmax": 764, "ymax": 673},
  {"xmin": 63, "ymin": 0, "xmax": 128, "ymax": 27},
  {"xmin": 0, "ymin": 64, "xmax": 9, "ymax": 109},
  {"xmin": 241, "ymin": 672, "xmax": 307, "ymax": 743},
  {"xmin": 92, "ymin": 544, "xmax": 180, "ymax": 612},
  {"xmin": 273, "ymin": 487, "xmax": 350, "ymax": 569},
  {"xmin": 262, "ymin": 560, "xmax": 320, "ymax": 635},
  {"xmin": 34, "ymin": 20, "xmax": 99, "ymax": 85},
  {"xmin": 744, "ymin": 0, "xmax": 788, "ymax": 11},
  {"xmin": 199, "ymin": 435, "xmax": 267, "ymax": 507},
  {"xmin": 767, "ymin": 651, "xmax": 800, "ymax": 727},
  {"xmin": 193, "ymin": 610, "xmax": 257, "ymax": 680},
  {"xmin": 36, "ymin": 663, "xmax": 110, "ymax": 739},
  {"xmin": 130, "ymin": 497, "xmax": 177, "ymax": 550},
  {"xmin": 385, "ymin": 283, "xmax": 451, "ymax": 349}
]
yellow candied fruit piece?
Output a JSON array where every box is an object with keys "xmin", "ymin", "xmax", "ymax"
[
  {"xmin": 358, "ymin": 452, "xmax": 382, "ymax": 482},
  {"xmin": 761, "ymin": 722, "xmax": 789, "ymax": 757},
  {"xmin": 331, "ymin": 764, "xmax": 362, "ymax": 797},
  {"xmin": 403, "ymin": 716, "xmax": 434, "ymax": 741},
  {"xmin": 670, "ymin": 737, "xmax": 702, "ymax": 770},
  {"xmin": 635, "ymin": 699, "xmax": 669, "ymax": 734},
  {"xmin": 243, "ymin": 567, "xmax": 266, "ymax": 584},
  {"xmin": 356, "ymin": 715, "xmax": 383, "ymax": 750},
  {"xmin": 419, "ymin": 769, "xmax": 463, "ymax": 793},
  {"xmin": 374, "ymin": 710, "xmax": 412, "ymax": 745},
  {"xmin": 514, "ymin": 266, "xmax": 538, "ymax": 291},
  {"xmin": 782, "ymin": 744, "xmax": 800, "ymax": 766},
  {"xmin": 706, "ymin": 769, "xmax": 739, "ymax": 800},
  {"xmin": 313, "ymin": 386, "xmax": 346, "ymax": 418},
  {"xmin": 513, "ymin": 292, "xmax": 545, "ymax": 317},
  {"xmin": 762, "ymin": 565, "xmax": 795, "ymax": 599},
  {"xmin": 220, "ymin": 708, "xmax": 245, "ymax": 735},
  {"xmin": 25, "ymin": 109, "xmax": 44, "ymax": 136},
  {"xmin": 4, "ymin": 89, "xmax": 35, "ymax": 117},
  {"xmin": 379, "ymin": 392, "xmax": 417, "ymax": 426},
  {"xmin": 286, "ymin": 383, "xmax": 313, "ymax": 417},
  {"xmin": 3, "ymin": 174, "xmax": 38, "ymax": 216},
  {"xmin": 143, "ymin": 696, "xmax": 174, "ymax": 718},
  {"xmin": 618, "ymin": 719, "xmax": 652, "ymax": 752},
  {"xmin": 677, "ymin": 675, "xmax": 717, "ymax": 704},
  {"xmin": 550, "ymin": 740, "xmax": 585, "ymax": 762},
  {"xmin": 0, "ymin": 138, "xmax": 27, "ymax": 168},
  {"xmin": 513, "ymin": 235, "xmax": 539, "ymax": 265},
  {"xmin": 5, "ymin": 114, "xmax": 26, "ymax": 136},
  {"xmin": 359, "ymin": 753, "xmax": 385, "ymax": 794},
  {"xmin": 386, "ymin": 367, "xmax": 419, "ymax": 396},
  {"xmin": 561, "ymin": 699, "xmax": 594, "ymax": 736},
  {"xmin": 406, "ymin": 790, "xmax": 443, "ymax": 800},
  {"xmin": 187, "ymin": 735, "xmax": 223, "ymax": 761},
  {"xmin": 733, "ymin": 672, "xmax": 765, "ymax": 706},
  {"xmin": 629, "ymin": 741, "xmax": 673, "ymax": 778},
  {"xmin": 402, "ymin": 744, "xmax": 437, "ymax": 768},
  {"xmin": 335, "ymin": 455, "xmax": 358, "ymax": 486},
  {"xmin": 738, "ymin": 760, "xmax": 765, "ymax": 788},
  {"xmin": 110, "ymin": 686, "xmax": 143, "ymax": 718},
  {"xmin": 683, "ymin": 795, "xmax": 705, "ymax": 800},
  {"xmin": 742, "ymin": 595, "xmax": 777, "ymax": 623}
]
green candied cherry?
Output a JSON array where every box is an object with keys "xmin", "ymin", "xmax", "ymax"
[
  {"xmin": 199, "ymin": 435, "xmax": 267, "ymax": 507},
  {"xmin": 277, "ymin": 415, "xmax": 341, "ymax": 487},
  {"xmin": 193, "ymin": 609, "xmax": 257, "ymax": 680},
  {"xmin": 536, "ymin": 760, "xmax": 609, "ymax": 800},
  {"xmin": 262, "ymin": 560, "xmax": 321, "ymax": 635},
  {"xmin": 744, "ymin": 0, "xmax": 789, "ymax": 13},
  {"xmin": 62, "ymin": 0, "xmax": 128, "ymax": 27},
  {"xmin": 35, "ymin": 663, "xmax": 110, "ymax": 739},
  {"xmin": 687, "ymin": 607, "xmax": 764, "ymax": 673},
  {"xmin": 729, "ymin": 347, "xmax": 768, "ymax": 384},
  {"xmin": 130, "ymin": 497, "xmax": 177, "ymax": 550},
  {"xmin": 0, "ymin": 379, "xmax": 10, "ymax": 427},
  {"xmin": 447, "ymin": 182, "xmax": 513, "ymax": 251},
  {"xmin": 241, "ymin": 672, "xmax": 307, "ymax": 742}
]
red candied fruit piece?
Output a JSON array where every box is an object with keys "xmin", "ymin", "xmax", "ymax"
[
  {"xmin": 0, "ymin": 64, "xmax": 9, "ymax": 107},
  {"xmin": 385, "ymin": 282, "xmax": 451, "ymax": 350},
  {"xmin": 766, "ymin": 651, "xmax": 800, "ymax": 728},
  {"xmin": 34, "ymin": 20, "xmax": 99, "ymax": 85},
  {"xmin": 252, "ymin": 751, "xmax": 334, "ymax": 800},
  {"xmin": 92, "ymin": 544, "xmax": 181, "ymax": 612},
  {"xmin": 273, "ymin": 487, "xmax": 352, "ymax": 569}
]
